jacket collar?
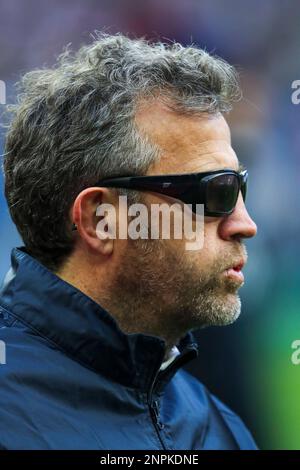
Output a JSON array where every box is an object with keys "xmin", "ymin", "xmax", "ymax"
[{"xmin": 0, "ymin": 247, "xmax": 199, "ymax": 392}]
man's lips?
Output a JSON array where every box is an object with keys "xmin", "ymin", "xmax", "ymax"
[{"xmin": 223, "ymin": 259, "xmax": 246, "ymax": 284}]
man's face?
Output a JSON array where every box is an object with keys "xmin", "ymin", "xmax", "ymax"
[{"xmin": 114, "ymin": 101, "xmax": 257, "ymax": 336}]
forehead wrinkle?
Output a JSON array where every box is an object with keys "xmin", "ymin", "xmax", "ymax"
[
  {"xmin": 190, "ymin": 139, "xmax": 231, "ymax": 149},
  {"xmin": 183, "ymin": 144, "xmax": 239, "ymax": 171}
]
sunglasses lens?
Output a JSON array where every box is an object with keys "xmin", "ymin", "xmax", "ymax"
[{"xmin": 205, "ymin": 174, "xmax": 239, "ymax": 214}]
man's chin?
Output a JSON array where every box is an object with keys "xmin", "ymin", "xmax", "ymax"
[
  {"xmin": 214, "ymin": 292, "xmax": 242, "ymax": 325},
  {"xmin": 200, "ymin": 290, "xmax": 242, "ymax": 327}
]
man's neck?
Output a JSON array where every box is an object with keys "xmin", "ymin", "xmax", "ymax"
[{"xmin": 56, "ymin": 265, "xmax": 180, "ymax": 359}]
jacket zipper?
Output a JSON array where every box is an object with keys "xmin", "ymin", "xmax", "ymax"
[
  {"xmin": 150, "ymin": 400, "xmax": 164, "ymax": 430},
  {"xmin": 147, "ymin": 343, "xmax": 198, "ymax": 450},
  {"xmin": 149, "ymin": 399, "xmax": 166, "ymax": 449},
  {"xmin": 148, "ymin": 369, "xmax": 166, "ymax": 450}
]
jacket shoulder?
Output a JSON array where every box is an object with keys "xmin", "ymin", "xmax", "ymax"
[
  {"xmin": 176, "ymin": 369, "xmax": 257, "ymax": 450},
  {"xmin": 210, "ymin": 394, "xmax": 258, "ymax": 449}
]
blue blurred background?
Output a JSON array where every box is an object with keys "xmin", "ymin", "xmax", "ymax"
[{"xmin": 1, "ymin": 0, "xmax": 300, "ymax": 449}]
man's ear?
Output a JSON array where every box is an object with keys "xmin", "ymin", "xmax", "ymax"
[{"xmin": 71, "ymin": 187, "xmax": 116, "ymax": 256}]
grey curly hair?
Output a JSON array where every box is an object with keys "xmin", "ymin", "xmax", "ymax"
[{"xmin": 3, "ymin": 32, "xmax": 240, "ymax": 270}]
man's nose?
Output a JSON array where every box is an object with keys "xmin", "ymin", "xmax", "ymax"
[{"xmin": 218, "ymin": 193, "xmax": 257, "ymax": 241}]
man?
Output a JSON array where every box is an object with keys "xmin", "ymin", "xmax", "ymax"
[{"xmin": 0, "ymin": 33, "xmax": 257, "ymax": 449}]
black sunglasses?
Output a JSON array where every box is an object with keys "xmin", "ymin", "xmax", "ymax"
[{"xmin": 92, "ymin": 168, "xmax": 248, "ymax": 217}]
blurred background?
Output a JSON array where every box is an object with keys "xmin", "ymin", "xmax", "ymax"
[{"xmin": 1, "ymin": 0, "xmax": 300, "ymax": 450}]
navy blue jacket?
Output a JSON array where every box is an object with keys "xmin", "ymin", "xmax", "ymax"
[{"xmin": 0, "ymin": 248, "xmax": 257, "ymax": 450}]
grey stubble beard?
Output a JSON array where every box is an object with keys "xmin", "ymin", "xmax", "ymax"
[{"xmin": 106, "ymin": 237, "xmax": 245, "ymax": 350}]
